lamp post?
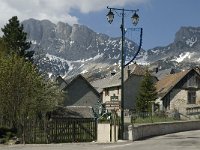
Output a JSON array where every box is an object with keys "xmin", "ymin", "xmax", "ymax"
[{"xmin": 106, "ymin": 6, "xmax": 139, "ymax": 139}]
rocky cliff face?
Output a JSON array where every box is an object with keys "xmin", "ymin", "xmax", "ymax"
[
  {"xmin": 22, "ymin": 18, "xmax": 200, "ymax": 79},
  {"xmin": 22, "ymin": 18, "xmax": 144, "ymax": 79}
]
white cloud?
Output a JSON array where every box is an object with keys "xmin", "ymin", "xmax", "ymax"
[
  {"xmin": 0, "ymin": 0, "xmax": 149, "ymax": 31},
  {"xmin": 68, "ymin": 0, "xmax": 148, "ymax": 13}
]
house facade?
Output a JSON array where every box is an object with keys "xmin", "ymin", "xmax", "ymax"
[
  {"xmin": 98, "ymin": 64, "xmax": 158, "ymax": 116},
  {"xmin": 156, "ymin": 68, "xmax": 200, "ymax": 116}
]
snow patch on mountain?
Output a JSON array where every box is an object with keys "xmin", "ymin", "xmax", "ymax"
[
  {"xmin": 186, "ymin": 37, "xmax": 197, "ymax": 47},
  {"xmin": 172, "ymin": 52, "xmax": 194, "ymax": 63},
  {"xmin": 134, "ymin": 51, "xmax": 149, "ymax": 65},
  {"xmin": 45, "ymin": 53, "xmax": 74, "ymax": 72},
  {"xmin": 151, "ymin": 49, "xmax": 160, "ymax": 54},
  {"xmin": 74, "ymin": 53, "xmax": 104, "ymax": 63},
  {"xmin": 31, "ymin": 40, "xmax": 37, "ymax": 44},
  {"xmin": 81, "ymin": 70, "xmax": 88, "ymax": 74}
]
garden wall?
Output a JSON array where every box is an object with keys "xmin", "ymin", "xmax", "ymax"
[{"xmin": 127, "ymin": 120, "xmax": 200, "ymax": 141}]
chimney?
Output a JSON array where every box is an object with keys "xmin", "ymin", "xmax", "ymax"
[
  {"xmin": 155, "ymin": 67, "xmax": 159, "ymax": 73},
  {"xmin": 170, "ymin": 68, "xmax": 175, "ymax": 74},
  {"xmin": 194, "ymin": 66, "xmax": 200, "ymax": 74},
  {"xmin": 111, "ymin": 71, "xmax": 116, "ymax": 76},
  {"xmin": 127, "ymin": 66, "xmax": 131, "ymax": 77}
]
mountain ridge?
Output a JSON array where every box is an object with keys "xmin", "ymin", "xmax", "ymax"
[
  {"xmin": 22, "ymin": 18, "xmax": 200, "ymax": 80},
  {"xmin": 23, "ymin": 18, "xmax": 143, "ymax": 79}
]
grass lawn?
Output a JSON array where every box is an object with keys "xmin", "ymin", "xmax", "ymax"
[{"xmin": 132, "ymin": 116, "xmax": 176, "ymax": 125}]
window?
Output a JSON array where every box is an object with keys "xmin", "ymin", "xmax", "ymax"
[
  {"xmin": 110, "ymin": 94, "xmax": 118, "ymax": 101},
  {"xmin": 105, "ymin": 88, "xmax": 109, "ymax": 96},
  {"xmin": 196, "ymin": 76, "xmax": 200, "ymax": 87},
  {"xmin": 117, "ymin": 87, "xmax": 120, "ymax": 94},
  {"xmin": 188, "ymin": 91, "xmax": 196, "ymax": 104},
  {"xmin": 163, "ymin": 93, "xmax": 170, "ymax": 110}
]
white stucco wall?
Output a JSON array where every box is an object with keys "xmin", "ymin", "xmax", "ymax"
[
  {"xmin": 97, "ymin": 123, "xmax": 119, "ymax": 143},
  {"xmin": 97, "ymin": 123, "xmax": 110, "ymax": 142},
  {"xmin": 102, "ymin": 87, "xmax": 121, "ymax": 103}
]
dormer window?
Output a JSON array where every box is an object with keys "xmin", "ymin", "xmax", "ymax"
[{"xmin": 105, "ymin": 88, "xmax": 109, "ymax": 96}]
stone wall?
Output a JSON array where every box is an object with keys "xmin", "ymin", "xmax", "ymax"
[
  {"xmin": 169, "ymin": 89, "xmax": 200, "ymax": 115},
  {"xmin": 170, "ymin": 89, "xmax": 187, "ymax": 114},
  {"xmin": 127, "ymin": 121, "xmax": 200, "ymax": 141}
]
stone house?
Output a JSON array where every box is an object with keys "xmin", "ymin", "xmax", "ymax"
[
  {"xmin": 156, "ymin": 68, "xmax": 200, "ymax": 116},
  {"xmin": 92, "ymin": 64, "xmax": 158, "ymax": 116}
]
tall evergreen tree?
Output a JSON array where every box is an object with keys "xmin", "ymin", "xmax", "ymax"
[
  {"xmin": 136, "ymin": 70, "xmax": 157, "ymax": 112},
  {"xmin": 1, "ymin": 16, "xmax": 34, "ymax": 60},
  {"xmin": 0, "ymin": 38, "xmax": 8, "ymax": 55}
]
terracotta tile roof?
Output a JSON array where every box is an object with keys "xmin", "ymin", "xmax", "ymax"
[{"xmin": 156, "ymin": 70, "xmax": 190, "ymax": 98}]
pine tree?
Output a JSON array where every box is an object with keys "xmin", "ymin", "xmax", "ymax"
[
  {"xmin": 1, "ymin": 16, "xmax": 34, "ymax": 60},
  {"xmin": 136, "ymin": 70, "xmax": 157, "ymax": 113},
  {"xmin": 0, "ymin": 38, "xmax": 8, "ymax": 55}
]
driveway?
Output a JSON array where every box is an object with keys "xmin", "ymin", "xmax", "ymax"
[{"xmin": 1, "ymin": 130, "xmax": 200, "ymax": 150}]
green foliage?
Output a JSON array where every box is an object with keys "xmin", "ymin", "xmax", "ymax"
[
  {"xmin": 136, "ymin": 70, "xmax": 157, "ymax": 112},
  {"xmin": 0, "ymin": 53, "xmax": 63, "ymax": 129},
  {"xmin": 0, "ymin": 19, "xmax": 64, "ymax": 141},
  {"xmin": 1, "ymin": 16, "xmax": 33, "ymax": 60},
  {"xmin": 0, "ymin": 127, "xmax": 17, "ymax": 144},
  {"xmin": 0, "ymin": 38, "xmax": 9, "ymax": 55},
  {"xmin": 133, "ymin": 115, "xmax": 175, "ymax": 124}
]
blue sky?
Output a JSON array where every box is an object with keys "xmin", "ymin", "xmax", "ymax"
[
  {"xmin": 74, "ymin": 0, "xmax": 200, "ymax": 50},
  {"xmin": 0, "ymin": 0, "xmax": 199, "ymax": 50}
]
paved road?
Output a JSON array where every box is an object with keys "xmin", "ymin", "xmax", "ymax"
[{"xmin": 1, "ymin": 130, "xmax": 200, "ymax": 150}]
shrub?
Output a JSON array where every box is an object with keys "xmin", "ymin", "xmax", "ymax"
[{"xmin": 0, "ymin": 127, "xmax": 17, "ymax": 144}]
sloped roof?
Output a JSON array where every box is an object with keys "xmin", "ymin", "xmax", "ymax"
[
  {"xmin": 152, "ymin": 68, "xmax": 179, "ymax": 80},
  {"xmin": 51, "ymin": 106, "xmax": 95, "ymax": 118},
  {"xmin": 91, "ymin": 77, "xmax": 111, "ymax": 93},
  {"xmin": 104, "ymin": 64, "xmax": 147, "ymax": 88},
  {"xmin": 156, "ymin": 69, "xmax": 190, "ymax": 98},
  {"xmin": 91, "ymin": 64, "xmax": 146, "ymax": 92},
  {"xmin": 63, "ymin": 74, "xmax": 100, "ymax": 97}
]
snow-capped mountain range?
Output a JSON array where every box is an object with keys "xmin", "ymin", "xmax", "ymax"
[
  {"xmin": 23, "ymin": 18, "xmax": 145, "ymax": 79},
  {"xmin": 22, "ymin": 19, "xmax": 200, "ymax": 80},
  {"xmin": 147, "ymin": 26, "xmax": 200, "ymax": 71}
]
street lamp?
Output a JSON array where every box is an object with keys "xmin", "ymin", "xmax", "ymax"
[{"xmin": 106, "ymin": 6, "xmax": 139, "ymax": 140}]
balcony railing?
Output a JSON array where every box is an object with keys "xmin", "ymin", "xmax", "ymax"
[{"xmin": 186, "ymin": 106, "xmax": 200, "ymax": 115}]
